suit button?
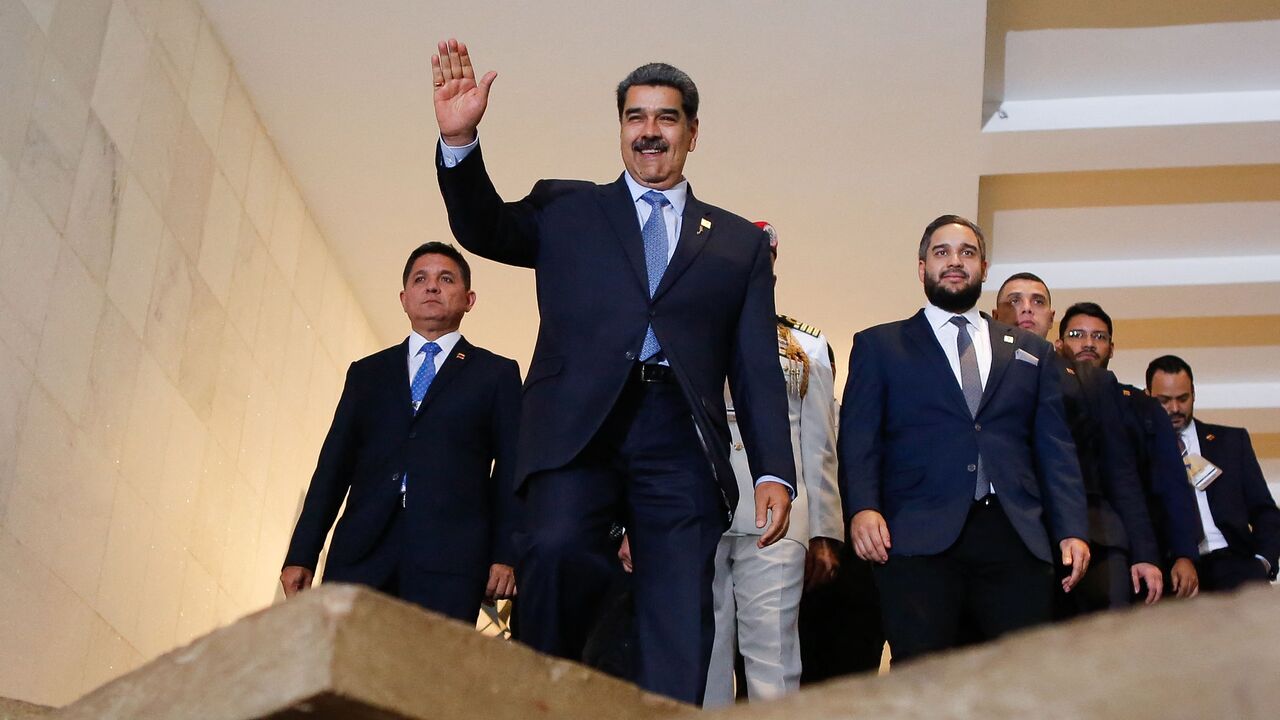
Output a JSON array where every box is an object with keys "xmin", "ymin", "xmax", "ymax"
[
  {"xmin": 409, "ymin": 431, "xmax": 417, "ymax": 439},
  {"xmin": 624, "ymin": 351, "xmax": 636, "ymax": 360},
  {"xmin": 967, "ymin": 463, "xmax": 977, "ymax": 472},
  {"xmin": 974, "ymin": 423, "xmax": 982, "ymax": 431},
  {"xmin": 648, "ymin": 310, "xmax": 656, "ymax": 318}
]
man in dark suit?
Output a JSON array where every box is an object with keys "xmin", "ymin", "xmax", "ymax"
[
  {"xmin": 841, "ymin": 216, "xmax": 1089, "ymax": 663},
  {"xmin": 1146, "ymin": 355, "xmax": 1280, "ymax": 591},
  {"xmin": 1055, "ymin": 302, "xmax": 1202, "ymax": 598},
  {"xmin": 992, "ymin": 275, "xmax": 1163, "ymax": 611},
  {"xmin": 281, "ymin": 242, "xmax": 521, "ymax": 624},
  {"xmin": 429, "ymin": 40, "xmax": 795, "ymax": 704}
]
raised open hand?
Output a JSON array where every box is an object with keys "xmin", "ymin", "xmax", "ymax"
[{"xmin": 431, "ymin": 38, "xmax": 496, "ymax": 146}]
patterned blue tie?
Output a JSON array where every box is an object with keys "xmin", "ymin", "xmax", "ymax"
[
  {"xmin": 410, "ymin": 341, "xmax": 441, "ymax": 407},
  {"xmin": 639, "ymin": 190, "xmax": 670, "ymax": 361}
]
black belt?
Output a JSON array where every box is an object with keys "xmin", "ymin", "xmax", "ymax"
[{"xmin": 632, "ymin": 362, "xmax": 676, "ymax": 384}]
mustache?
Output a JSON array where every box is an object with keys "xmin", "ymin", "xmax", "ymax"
[{"xmin": 632, "ymin": 137, "xmax": 669, "ymax": 152}]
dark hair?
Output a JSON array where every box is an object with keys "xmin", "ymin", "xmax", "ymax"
[
  {"xmin": 1058, "ymin": 302, "xmax": 1113, "ymax": 340},
  {"xmin": 402, "ymin": 242, "xmax": 471, "ymax": 289},
  {"xmin": 997, "ymin": 272, "xmax": 1051, "ymax": 304},
  {"xmin": 918, "ymin": 214, "xmax": 986, "ymax": 261},
  {"xmin": 616, "ymin": 63, "xmax": 699, "ymax": 121},
  {"xmin": 1145, "ymin": 354, "xmax": 1194, "ymax": 389}
]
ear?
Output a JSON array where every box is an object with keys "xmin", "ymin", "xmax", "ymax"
[
  {"xmin": 1054, "ymin": 339, "xmax": 1062, "ymax": 352},
  {"xmin": 1047, "ymin": 308, "xmax": 1056, "ymax": 328},
  {"xmin": 979, "ymin": 259, "xmax": 989, "ymax": 282},
  {"xmin": 917, "ymin": 259, "xmax": 926, "ymax": 284},
  {"xmin": 399, "ymin": 289, "xmax": 408, "ymax": 313},
  {"xmin": 464, "ymin": 289, "xmax": 477, "ymax": 313},
  {"xmin": 688, "ymin": 117, "xmax": 698, "ymax": 151}
]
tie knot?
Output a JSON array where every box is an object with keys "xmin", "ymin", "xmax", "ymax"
[
  {"xmin": 640, "ymin": 190, "xmax": 669, "ymax": 209},
  {"xmin": 421, "ymin": 341, "xmax": 441, "ymax": 357},
  {"xmin": 949, "ymin": 316, "xmax": 970, "ymax": 329}
]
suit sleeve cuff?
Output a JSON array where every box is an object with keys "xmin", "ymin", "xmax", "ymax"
[
  {"xmin": 439, "ymin": 135, "xmax": 478, "ymax": 167},
  {"xmin": 755, "ymin": 475, "xmax": 796, "ymax": 500}
]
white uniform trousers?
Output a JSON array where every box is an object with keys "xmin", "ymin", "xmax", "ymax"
[{"xmin": 703, "ymin": 534, "xmax": 806, "ymax": 708}]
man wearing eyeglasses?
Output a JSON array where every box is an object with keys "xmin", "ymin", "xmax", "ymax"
[
  {"xmin": 1056, "ymin": 302, "xmax": 1204, "ymax": 598},
  {"xmin": 994, "ymin": 279, "xmax": 1161, "ymax": 612}
]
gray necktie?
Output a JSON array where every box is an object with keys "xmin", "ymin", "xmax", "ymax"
[
  {"xmin": 638, "ymin": 190, "xmax": 670, "ymax": 361},
  {"xmin": 950, "ymin": 316, "xmax": 989, "ymax": 499}
]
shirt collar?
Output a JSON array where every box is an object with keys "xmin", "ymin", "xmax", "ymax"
[
  {"xmin": 1182, "ymin": 418, "xmax": 1198, "ymax": 441},
  {"xmin": 408, "ymin": 329, "xmax": 462, "ymax": 359},
  {"xmin": 623, "ymin": 172, "xmax": 688, "ymax": 218},
  {"xmin": 923, "ymin": 303, "xmax": 985, "ymax": 332}
]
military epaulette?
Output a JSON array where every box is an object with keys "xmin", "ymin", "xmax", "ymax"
[{"xmin": 778, "ymin": 314, "xmax": 821, "ymax": 338}]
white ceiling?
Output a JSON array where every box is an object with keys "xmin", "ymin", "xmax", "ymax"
[{"xmin": 1002, "ymin": 22, "xmax": 1280, "ymax": 101}]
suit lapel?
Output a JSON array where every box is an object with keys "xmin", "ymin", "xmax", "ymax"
[
  {"xmin": 653, "ymin": 190, "xmax": 711, "ymax": 301},
  {"xmin": 1196, "ymin": 422, "xmax": 1223, "ymax": 505},
  {"xmin": 903, "ymin": 310, "xmax": 972, "ymax": 418},
  {"xmin": 414, "ymin": 337, "xmax": 473, "ymax": 419},
  {"xmin": 387, "ymin": 338, "xmax": 415, "ymax": 420},
  {"xmin": 597, "ymin": 176, "xmax": 650, "ymax": 295},
  {"xmin": 977, "ymin": 316, "xmax": 1018, "ymax": 416}
]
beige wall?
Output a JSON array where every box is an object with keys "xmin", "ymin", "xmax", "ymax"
[{"xmin": 0, "ymin": 0, "xmax": 377, "ymax": 705}]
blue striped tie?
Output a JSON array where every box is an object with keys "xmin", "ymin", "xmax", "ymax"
[{"xmin": 639, "ymin": 190, "xmax": 670, "ymax": 361}]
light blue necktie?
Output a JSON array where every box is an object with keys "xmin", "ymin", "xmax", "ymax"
[
  {"xmin": 411, "ymin": 341, "xmax": 441, "ymax": 407},
  {"xmin": 639, "ymin": 190, "xmax": 670, "ymax": 361}
]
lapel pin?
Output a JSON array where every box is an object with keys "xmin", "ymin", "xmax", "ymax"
[
  {"xmin": 698, "ymin": 218, "xmax": 712, "ymax": 235},
  {"xmin": 1206, "ymin": 433, "xmax": 1216, "ymax": 441},
  {"xmin": 455, "ymin": 352, "xmax": 466, "ymax": 360},
  {"xmin": 1066, "ymin": 367, "xmax": 1076, "ymax": 375},
  {"xmin": 1003, "ymin": 335, "xmax": 1014, "ymax": 344}
]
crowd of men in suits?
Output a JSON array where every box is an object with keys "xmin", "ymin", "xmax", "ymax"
[{"xmin": 277, "ymin": 41, "xmax": 1280, "ymax": 708}]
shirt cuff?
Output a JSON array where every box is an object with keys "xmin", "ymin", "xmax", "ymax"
[
  {"xmin": 439, "ymin": 135, "xmax": 478, "ymax": 167},
  {"xmin": 754, "ymin": 475, "xmax": 796, "ymax": 500},
  {"xmin": 1257, "ymin": 554, "xmax": 1272, "ymax": 576}
]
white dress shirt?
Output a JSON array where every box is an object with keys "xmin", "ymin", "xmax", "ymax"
[
  {"xmin": 1181, "ymin": 419, "xmax": 1231, "ymax": 555},
  {"xmin": 922, "ymin": 303, "xmax": 992, "ymax": 389}
]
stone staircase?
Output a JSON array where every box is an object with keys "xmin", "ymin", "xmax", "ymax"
[{"xmin": 6, "ymin": 583, "xmax": 1278, "ymax": 719}]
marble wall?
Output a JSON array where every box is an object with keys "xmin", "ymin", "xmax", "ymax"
[{"xmin": 0, "ymin": 0, "xmax": 379, "ymax": 705}]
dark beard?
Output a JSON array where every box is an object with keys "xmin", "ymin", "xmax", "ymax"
[{"xmin": 924, "ymin": 273, "xmax": 983, "ymax": 313}]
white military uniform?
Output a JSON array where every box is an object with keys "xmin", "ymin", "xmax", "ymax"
[{"xmin": 704, "ymin": 316, "xmax": 844, "ymax": 707}]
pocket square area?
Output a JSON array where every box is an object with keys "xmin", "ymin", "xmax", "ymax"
[{"xmin": 1015, "ymin": 348, "xmax": 1039, "ymax": 366}]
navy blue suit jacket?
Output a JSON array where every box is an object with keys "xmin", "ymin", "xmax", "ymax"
[
  {"xmin": 1195, "ymin": 421, "xmax": 1280, "ymax": 578},
  {"xmin": 839, "ymin": 310, "xmax": 1087, "ymax": 563},
  {"xmin": 284, "ymin": 337, "xmax": 521, "ymax": 585},
  {"xmin": 1117, "ymin": 384, "xmax": 1202, "ymax": 561},
  {"xmin": 1057, "ymin": 363, "xmax": 1158, "ymax": 564},
  {"xmin": 436, "ymin": 145, "xmax": 796, "ymax": 514}
]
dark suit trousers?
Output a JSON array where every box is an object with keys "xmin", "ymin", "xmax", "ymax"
[
  {"xmin": 873, "ymin": 498, "xmax": 1054, "ymax": 664},
  {"xmin": 516, "ymin": 375, "xmax": 726, "ymax": 705},
  {"xmin": 1199, "ymin": 549, "xmax": 1270, "ymax": 592},
  {"xmin": 326, "ymin": 509, "xmax": 487, "ymax": 624},
  {"xmin": 1056, "ymin": 544, "xmax": 1132, "ymax": 617}
]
